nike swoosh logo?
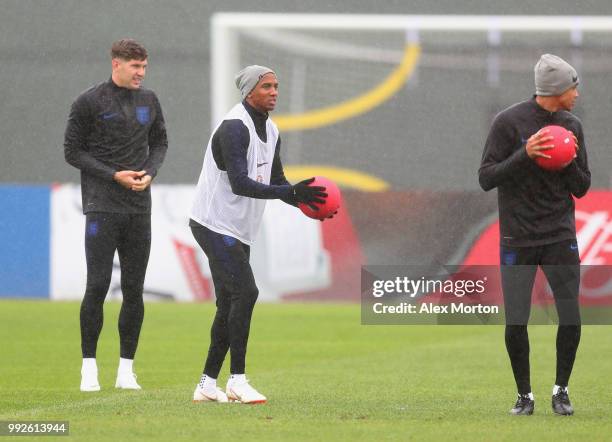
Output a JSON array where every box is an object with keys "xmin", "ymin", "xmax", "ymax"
[
  {"xmin": 572, "ymin": 76, "xmax": 578, "ymax": 83},
  {"xmin": 102, "ymin": 112, "xmax": 119, "ymax": 120},
  {"xmin": 257, "ymin": 162, "xmax": 268, "ymax": 168},
  {"xmin": 570, "ymin": 244, "xmax": 578, "ymax": 250}
]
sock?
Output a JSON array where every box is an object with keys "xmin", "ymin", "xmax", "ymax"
[
  {"xmin": 230, "ymin": 374, "xmax": 246, "ymax": 384},
  {"xmin": 199, "ymin": 374, "xmax": 217, "ymax": 390},
  {"xmin": 82, "ymin": 358, "xmax": 97, "ymax": 373},
  {"xmin": 519, "ymin": 392, "xmax": 534, "ymax": 400},
  {"xmin": 118, "ymin": 357, "xmax": 134, "ymax": 374},
  {"xmin": 553, "ymin": 385, "xmax": 568, "ymax": 395}
]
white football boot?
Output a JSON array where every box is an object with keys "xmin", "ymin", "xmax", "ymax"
[
  {"xmin": 115, "ymin": 371, "xmax": 142, "ymax": 390},
  {"xmin": 193, "ymin": 385, "xmax": 229, "ymax": 403},
  {"xmin": 80, "ymin": 370, "xmax": 101, "ymax": 392},
  {"xmin": 226, "ymin": 378, "xmax": 266, "ymax": 404}
]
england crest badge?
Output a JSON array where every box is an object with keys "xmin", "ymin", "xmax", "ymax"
[{"xmin": 136, "ymin": 106, "xmax": 150, "ymax": 125}]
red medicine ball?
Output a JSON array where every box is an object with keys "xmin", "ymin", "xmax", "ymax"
[
  {"xmin": 534, "ymin": 125, "xmax": 576, "ymax": 171},
  {"xmin": 298, "ymin": 176, "xmax": 341, "ymax": 220}
]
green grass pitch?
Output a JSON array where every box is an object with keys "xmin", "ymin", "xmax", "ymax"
[{"xmin": 1, "ymin": 300, "xmax": 611, "ymax": 441}]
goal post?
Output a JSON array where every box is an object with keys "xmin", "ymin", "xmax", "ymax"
[
  {"xmin": 211, "ymin": 13, "xmax": 612, "ymax": 127},
  {"xmin": 210, "ymin": 13, "xmax": 612, "ymax": 191}
]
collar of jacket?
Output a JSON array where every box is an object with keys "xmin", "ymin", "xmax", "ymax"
[
  {"xmin": 107, "ymin": 77, "xmax": 133, "ymax": 94},
  {"xmin": 242, "ymin": 99, "xmax": 269, "ymax": 125},
  {"xmin": 530, "ymin": 95, "xmax": 559, "ymax": 119}
]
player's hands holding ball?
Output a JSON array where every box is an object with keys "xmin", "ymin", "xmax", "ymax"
[
  {"xmin": 292, "ymin": 177, "xmax": 327, "ymax": 211},
  {"xmin": 293, "ymin": 176, "xmax": 341, "ymax": 221},
  {"xmin": 527, "ymin": 126, "xmax": 577, "ymax": 171},
  {"xmin": 568, "ymin": 130, "xmax": 579, "ymax": 157},
  {"xmin": 525, "ymin": 128, "xmax": 554, "ymax": 160}
]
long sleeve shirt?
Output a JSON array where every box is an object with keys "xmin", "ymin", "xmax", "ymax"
[
  {"xmin": 209, "ymin": 100, "xmax": 293, "ymax": 203},
  {"xmin": 479, "ymin": 97, "xmax": 590, "ymax": 247},
  {"xmin": 64, "ymin": 78, "xmax": 168, "ymax": 214}
]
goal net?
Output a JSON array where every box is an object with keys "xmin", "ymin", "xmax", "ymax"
[{"xmin": 211, "ymin": 14, "xmax": 612, "ymax": 191}]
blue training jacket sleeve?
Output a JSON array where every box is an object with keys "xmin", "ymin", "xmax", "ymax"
[
  {"xmin": 216, "ymin": 119, "xmax": 292, "ymax": 200},
  {"xmin": 560, "ymin": 123, "xmax": 590, "ymax": 198},
  {"xmin": 478, "ymin": 114, "xmax": 531, "ymax": 191},
  {"xmin": 142, "ymin": 94, "xmax": 168, "ymax": 179},
  {"xmin": 64, "ymin": 94, "xmax": 117, "ymax": 181}
]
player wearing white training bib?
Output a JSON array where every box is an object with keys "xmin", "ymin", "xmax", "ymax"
[
  {"xmin": 190, "ymin": 65, "xmax": 329, "ymax": 404},
  {"xmin": 191, "ymin": 102, "xmax": 279, "ymax": 245}
]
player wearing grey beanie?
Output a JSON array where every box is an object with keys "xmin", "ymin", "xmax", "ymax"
[
  {"xmin": 480, "ymin": 53, "xmax": 590, "ymax": 418},
  {"xmin": 190, "ymin": 63, "xmax": 329, "ymax": 405},
  {"xmin": 535, "ymin": 54, "xmax": 579, "ymax": 96},
  {"xmin": 235, "ymin": 65, "xmax": 276, "ymax": 99}
]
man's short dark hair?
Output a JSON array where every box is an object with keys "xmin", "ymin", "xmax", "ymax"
[{"xmin": 111, "ymin": 39, "xmax": 147, "ymax": 61}]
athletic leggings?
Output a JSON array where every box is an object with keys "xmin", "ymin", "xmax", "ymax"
[
  {"xmin": 80, "ymin": 212, "xmax": 151, "ymax": 359},
  {"xmin": 190, "ymin": 222, "xmax": 259, "ymax": 377},
  {"xmin": 500, "ymin": 239, "xmax": 581, "ymax": 394}
]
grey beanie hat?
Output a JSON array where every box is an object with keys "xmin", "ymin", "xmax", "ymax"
[
  {"xmin": 534, "ymin": 54, "xmax": 579, "ymax": 96},
  {"xmin": 234, "ymin": 65, "xmax": 276, "ymax": 99}
]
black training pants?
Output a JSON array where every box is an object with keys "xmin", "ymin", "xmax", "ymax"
[
  {"xmin": 80, "ymin": 212, "xmax": 151, "ymax": 359},
  {"xmin": 191, "ymin": 223, "xmax": 259, "ymax": 378},
  {"xmin": 500, "ymin": 239, "xmax": 581, "ymax": 394}
]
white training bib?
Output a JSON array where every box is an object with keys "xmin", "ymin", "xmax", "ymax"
[{"xmin": 191, "ymin": 103, "xmax": 279, "ymax": 245}]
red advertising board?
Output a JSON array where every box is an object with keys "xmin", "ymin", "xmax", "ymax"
[{"xmin": 462, "ymin": 191, "xmax": 612, "ymax": 305}]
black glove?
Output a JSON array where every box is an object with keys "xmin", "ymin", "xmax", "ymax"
[{"xmin": 291, "ymin": 177, "xmax": 327, "ymax": 211}]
